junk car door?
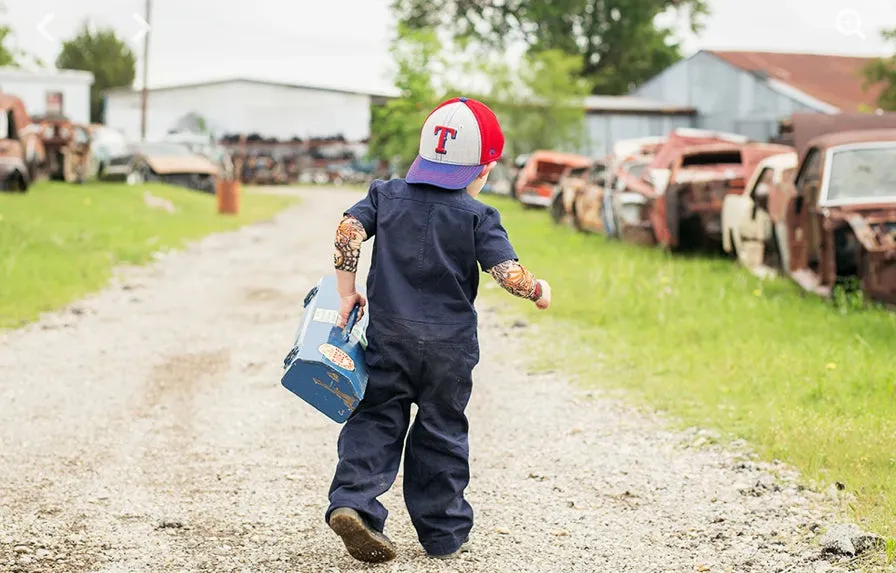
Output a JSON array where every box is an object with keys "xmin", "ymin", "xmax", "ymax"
[{"xmin": 786, "ymin": 148, "xmax": 824, "ymax": 282}]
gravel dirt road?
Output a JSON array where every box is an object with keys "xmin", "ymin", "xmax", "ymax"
[{"xmin": 0, "ymin": 188, "xmax": 848, "ymax": 572}]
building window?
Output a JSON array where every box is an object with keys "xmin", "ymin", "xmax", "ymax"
[{"xmin": 46, "ymin": 91, "xmax": 64, "ymax": 115}]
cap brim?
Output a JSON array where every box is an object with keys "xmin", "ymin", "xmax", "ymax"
[{"xmin": 406, "ymin": 156, "xmax": 484, "ymax": 190}]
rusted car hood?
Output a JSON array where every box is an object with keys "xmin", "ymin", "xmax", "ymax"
[{"xmin": 145, "ymin": 155, "xmax": 218, "ymax": 176}]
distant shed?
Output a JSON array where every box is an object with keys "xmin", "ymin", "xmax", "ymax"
[{"xmin": 581, "ymin": 95, "xmax": 696, "ymax": 157}]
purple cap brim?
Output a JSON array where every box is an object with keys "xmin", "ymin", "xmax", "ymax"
[{"xmin": 406, "ymin": 155, "xmax": 484, "ymax": 190}]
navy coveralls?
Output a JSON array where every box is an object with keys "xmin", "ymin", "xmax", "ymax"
[{"xmin": 326, "ymin": 178, "xmax": 517, "ymax": 556}]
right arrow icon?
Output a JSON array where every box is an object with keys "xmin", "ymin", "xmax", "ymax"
[{"xmin": 131, "ymin": 13, "xmax": 151, "ymax": 43}]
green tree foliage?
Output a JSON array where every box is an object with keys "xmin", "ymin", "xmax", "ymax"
[
  {"xmin": 460, "ymin": 50, "xmax": 593, "ymax": 157},
  {"xmin": 392, "ymin": 0, "xmax": 707, "ymax": 94},
  {"xmin": 369, "ymin": 25, "xmax": 445, "ymax": 172},
  {"xmin": 370, "ymin": 26, "xmax": 593, "ymax": 168},
  {"xmin": 0, "ymin": 26, "xmax": 19, "ymax": 67},
  {"xmin": 56, "ymin": 23, "xmax": 136, "ymax": 123},
  {"xmin": 0, "ymin": 25, "xmax": 45, "ymax": 68},
  {"xmin": 863, "ymin": 29, "xmax": 896, "ymax": 111}
]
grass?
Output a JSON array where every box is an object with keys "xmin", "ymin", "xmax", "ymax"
[
  {"xmin": 0, "ymin": 181, "xmax": 297, "ymax": 329},
  {"xmin": 483, "ymin": 195, "xmax": 896, "ymax": 541}
]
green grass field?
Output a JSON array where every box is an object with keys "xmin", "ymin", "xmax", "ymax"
[
  {"xmin": 483, "ymin": 195, "xmax": 896, "ymax": 541},
  {"xmin": 0, "ymin": 181, "xmax": 297, "ymax": 329}
]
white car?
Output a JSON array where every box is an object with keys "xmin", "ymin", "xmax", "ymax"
[{"xmin": 720, "ymin": 151, "xmax": 798, "ymax": 277}]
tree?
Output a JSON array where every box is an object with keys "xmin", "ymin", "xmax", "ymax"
[
  {"xmin": 862, "ymin": 29, "xmax": 896, "ymax": 111},
  {"xmin": 370, "ymin": 26, "xmax": 593, "ymax": 167},
  {"xmin": 56, "ymin": 23, "xmax": 136, "ymax": 123},
  {"xmin": 458, "ymin": 49, "xmax": 593, "ymax": 157},
  {"xmin": 0, "ymin": 25, "xmax": 45, "ymax": 68},
  {"xmin": 369, "ymin": 25, "xmax": 446, "ymax": 172},
  {"xmin": 393, "ymin": 0, "xmax": 707, "ymax": 95},
  {"xmin": 0, "ymin": 26, "xmax": 18, "ymax": 66}
]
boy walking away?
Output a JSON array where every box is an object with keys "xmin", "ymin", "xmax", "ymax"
[{"xmin": 326, "ymin": 97, "xmax": 551, "ymax": 562}]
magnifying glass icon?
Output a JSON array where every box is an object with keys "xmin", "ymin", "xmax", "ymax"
[{"xmin": 835, "ymin": 9, "xmax": 866, "ymax": 39}]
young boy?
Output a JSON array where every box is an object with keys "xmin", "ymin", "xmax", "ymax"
[{"xmin": 326, "ymin": 97, "xmax": 551, "ymax": 562}]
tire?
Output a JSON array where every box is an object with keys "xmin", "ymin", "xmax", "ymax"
[
  {"xmin": 550, "ymin": 195, "xmax": 565, "ymax": 225},
  {"xmin": 11, "ymin": 172, "xmax": 27, "ymax": 193}
]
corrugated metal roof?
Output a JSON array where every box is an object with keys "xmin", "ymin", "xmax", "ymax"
[
  {"xmin": 707, "ymin": 50, "xmax": 883, "ymax": 112},
  {"xmin": 584, "ymin": 95, "xmax": 696, "ymax": 115},
  {"xmin": 104, "ymin": 77, "xmax": 397, "ymax": 99}
]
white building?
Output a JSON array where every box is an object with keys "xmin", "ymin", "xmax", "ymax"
[
  {"xmin": 104, "ymin": 78, "xmax": 392, "ymax": 142},
  {"xmin": 0, "ymin": 67, "xmax": 93, "ymax": 124}
]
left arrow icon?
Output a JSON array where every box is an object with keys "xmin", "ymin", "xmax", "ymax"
[{"xmin": 36, "ymin": 13, "xmax": 55, "ymax": 42}]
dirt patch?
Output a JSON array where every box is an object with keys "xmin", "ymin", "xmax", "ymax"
[{"xmin": 145, "ymin": 349, "xmax": 230, "ymax": 408}]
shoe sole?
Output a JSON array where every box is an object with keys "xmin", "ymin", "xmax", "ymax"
[{"xmin": 329, "ymin": 509, "xmax": 397, "ymax": 563}]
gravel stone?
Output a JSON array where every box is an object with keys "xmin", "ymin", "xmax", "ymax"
[
  {"xmin": 0, "ymin": 188, "xmax": 856, "ymax": 572},
  {"xmin": 820, "ymin": 524, "xmax": 862, "ymax": 556}
]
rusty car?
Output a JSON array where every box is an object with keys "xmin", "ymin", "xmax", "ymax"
[
  {"xmin": 33, "ymin": 114, "xmax": 92, "ymax": 183},
  {"xmin": 99, "ymin": 141, "xmax": 219, "ymax": 193},
  {"xmin": 606, "ymin": 128, "xmax": 751, "ymax": 247},
  {"xmin": 549, "ymin": 157, "xmax": 608, "ymax": 228},
  {"xmin": 588, "ymin": 136, "xmax": 666, "ymax": 238},
  {"xmin": 0, "ymin": 94, "xmax": 43, "ymax": 192},
  {"xmin": 720, "ymin": 151, "xmax": 799, "ymax": 277},
  {"xmin": 653, "ymin": 141, "xmax": 794, "ymax": 252},
  {"xmin": 513, "ymin": 150, "xmax": 591, "ymax": 208},
  {"xmin": 767, "ymin": 129, "xmax": 896, "ymax": 306}
]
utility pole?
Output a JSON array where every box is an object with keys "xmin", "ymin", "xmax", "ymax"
[{"xmin": 140, "ymin": 0, "xmax": 152, "ymax": 141}]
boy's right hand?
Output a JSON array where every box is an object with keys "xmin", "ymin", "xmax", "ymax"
[
  {"xmin": 337, "ymin": 292, "xmax": 367, "ymax": 327},
  {"xmin": 535, "ymin": 280, "xmax": 551, "ymax": 310}
]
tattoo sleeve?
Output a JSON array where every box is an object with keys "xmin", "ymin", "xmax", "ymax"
[
  {"xmin": 333, "ymin": 216, "xmax": 367, "ymax": 273},
  {"xmin": 487, "ymin": 260, "xmax": 542, "ymax": 301}
]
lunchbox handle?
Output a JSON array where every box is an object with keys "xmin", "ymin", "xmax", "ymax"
[{"xmin": 342, "ymin": 304, "xmax": 360, "ymax": 342}]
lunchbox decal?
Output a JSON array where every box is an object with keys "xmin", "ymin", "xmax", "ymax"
[{"xmin": 319, "ymin": 343, "xmax": 355, "ymax": 371}]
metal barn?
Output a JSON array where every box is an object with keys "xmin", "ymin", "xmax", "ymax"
[
  {"xmin": 581, "ymin": 95, "xmax": 696, "ymax": 157},
  {"xmin": 631, "ymin": 50, "xmax": 883, "ymax": 142}
]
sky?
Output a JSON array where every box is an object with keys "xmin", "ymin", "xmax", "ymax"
[{"xmin": 2, "ymin": 0, "xmax": 895, "ymax": 95}]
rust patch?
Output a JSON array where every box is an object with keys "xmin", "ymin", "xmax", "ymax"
[{"xmin": 312, "ymin": 376, "xmax": 358, "ymax": 409}]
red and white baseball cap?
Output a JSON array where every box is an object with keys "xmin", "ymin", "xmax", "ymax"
[{"xmin": 406, "ymin": 97, "xmax": 504, "ymax": 190}]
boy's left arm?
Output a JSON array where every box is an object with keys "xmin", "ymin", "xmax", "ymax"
[
  {"xmin": 332, "ymin": 182, "xmax": 379, "ymax": 327},
  {"xmin": 476, "ymin": 207, "xmax": 551, "ymax": 309}
]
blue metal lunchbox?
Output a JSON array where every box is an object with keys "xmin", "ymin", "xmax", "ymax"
[{"xmin": 281, "ymin": 275, "xmax": 369, "ymax": 423}]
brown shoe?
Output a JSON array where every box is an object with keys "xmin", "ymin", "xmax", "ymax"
[{"xmin": 328, "ymin": 508, "xmax": 397, "ymax": 563}]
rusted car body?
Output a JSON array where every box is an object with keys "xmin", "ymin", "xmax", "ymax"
[
  {"xmin": 34, "ymin": 115, "xmax": 92, "ymax": 183},
  {"xmin": 0, "ymin": 94, "xmax": 40, "ymax": 192},
  {"xmin": 106, "ymin": 142, "xmax": 219, "ymax": 193},
  {"xmin": 607, "ymin": 129, "xmax": 751, "ymax": 246},
  {"xmin": 514, "ymin": 151, "xmax": 591, "ymax": 208},
  {"xmin": 240, "ymin": 154, "xmax": 289, "ymax": 185},
  {"xmin": 596, "ymin": 136, "xmax": 667, "ymax": 239},
  {"xmin": 768, "ymin": 129, "xmax": 896, "ymax": 305},
  {"xmin": 720, "ymin": 151, "xmax": 798, "ymax": 277},
  {"xmin": 654, "ymin": 142, "xmax": 794, "ymax": 251},
  {"xmin": 550, "ymin": 158, "xmax": 607, "ymax": 228}
]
